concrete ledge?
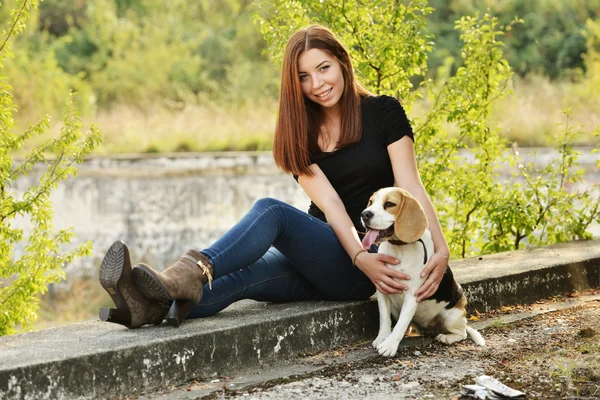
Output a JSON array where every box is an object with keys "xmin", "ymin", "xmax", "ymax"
[
  {"xmin": 456, "ymin": 240, "xmax": 600, "ymax": 311},
  {"xmin": 1, "ymin": 239, "xmax": 599, "ymax": 399}
]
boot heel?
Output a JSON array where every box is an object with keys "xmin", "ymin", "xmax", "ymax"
[
  {"xmin": 99, "ymin": 307, "xmax": 132, "ymax": 326},
  {"xmin": 99, "ymin": 241, "xmax": 128, "ymax": 310},
  {"xmin": 165, "ymin": 300, "xmax": 195, "ymax": 327}
]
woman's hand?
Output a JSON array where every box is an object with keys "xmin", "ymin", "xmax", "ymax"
[
  {"xmin": 414, "ymin": 251, "xmax": 449, "ymax": 302},
  {"xmin": 354, "ymin": 252, "xmax": 410, "ymax": 295}
]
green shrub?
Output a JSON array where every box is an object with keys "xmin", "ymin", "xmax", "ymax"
[
  {"xmin": 0, "ymin": 0, "xmax": 93, "ymax": 121},
  {"xmin": 256, "ymin": 1, "xmax": 600, "ymax": 258},
  {"xmin": 582, "ymin": 19, "xmax": 600, "ymax": 102},
  {"xmin": 0, "ymin": 0, "xmax": 102, "ymax": 336}
]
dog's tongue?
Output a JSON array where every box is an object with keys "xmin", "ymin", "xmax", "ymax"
[{"xmin": 361, "ymin": 229, "xmax": 380, "ymax": 249}]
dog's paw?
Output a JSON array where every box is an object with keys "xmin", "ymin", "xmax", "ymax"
[
  {"xmin": 435, "ymin": 334, "xmax": 450, "ymax": 344},
  {"xmin": 372, "ymin": 334, "xmax": 389, "ymax": 349},
  {"xmin": 435, "ymin": 333, "xmax": 465, "ymax": 345},
  {"xmin": 377, "ymin": 337, "xmax": 400, "ymax": 357}
]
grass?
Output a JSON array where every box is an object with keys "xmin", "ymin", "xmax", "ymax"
[
  {"xmin": 487, "ymin": 319, "xmax": 509, "ymax": 330},
  {"xmin": 410, "ymin": 74, "xmax": 600, "ymax": 147},
  {"xmin": 33, "ymin": 273, "xmax": 112, "ymax": 330},
  {"xmin": 14, "ymin": 75, "xmax": 600, "ymax": 157},
  {"xmin": 17, "ymin": 98, "xmax": 278, "ymax": 155},
  {"xmin": 93, "ymin": 99, "xmax": 277, "ymax": 154},
  {"xmin": 491, "ymin": 75, "xmax": 600, "ymax": 146}
]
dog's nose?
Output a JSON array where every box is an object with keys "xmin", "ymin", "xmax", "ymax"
[{"xmin": 361, "ymin": 210, "xmax": 373, "ymax": 222}]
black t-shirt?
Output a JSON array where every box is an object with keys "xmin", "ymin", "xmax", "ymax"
[{"xmin": 297, "ymin": 95, "xmax": 414, "ymax": 233}]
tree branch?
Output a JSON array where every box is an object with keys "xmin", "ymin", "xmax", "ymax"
[{"xmin": 0, "ymin": 0, "xmax": 29, "ymax": 54}]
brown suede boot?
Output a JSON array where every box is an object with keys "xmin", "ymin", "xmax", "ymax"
[
  {"xmin": 132, "ymin": 250, "xmax": 214, "ymax": 327},
  {"xmin": 99, "ymin": 241, "xmax": 169, "ymax": 329},
  {"xmin": 132, "ymin": 249, "xmax": 214, "ymax": 303}
]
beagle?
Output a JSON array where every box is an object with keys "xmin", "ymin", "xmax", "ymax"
[{"xmin": 361, "ymin": 187, "xmax": 485, "ymax": 357}]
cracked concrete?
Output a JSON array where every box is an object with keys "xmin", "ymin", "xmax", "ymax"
[{"xmin": 0, "ymin": 239, "xmax": 599, "ymax": 399}]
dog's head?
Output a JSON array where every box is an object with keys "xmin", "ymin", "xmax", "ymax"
[{"xmin": 360, "ymin": 187, "xmax": 428, "ymax": 249}]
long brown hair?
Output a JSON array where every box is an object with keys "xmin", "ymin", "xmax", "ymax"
[{"xmin": 273, "ymin": 25, "xmax": 372, "ymax": 176}]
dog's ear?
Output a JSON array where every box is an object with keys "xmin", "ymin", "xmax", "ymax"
[{"xmin": 394, "ymin": 191, "xmax": 428, "ymax": 243}]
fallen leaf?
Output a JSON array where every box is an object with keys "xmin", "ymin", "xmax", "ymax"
[{"xmin": 391, "ymin": 374, "xmax": 402, "ymax": 381}]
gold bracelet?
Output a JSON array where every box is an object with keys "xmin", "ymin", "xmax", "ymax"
[
  {"xmin": 353, "ymin": 249, "xmax": 368, "ymax": 265},
  {"xmin": 435, "ymin": 249, "xmax": 449, "ymax": 261}
]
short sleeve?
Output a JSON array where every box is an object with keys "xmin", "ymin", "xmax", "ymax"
[{"xmin": 377, "ymin": 95, "xmax": 414, "ymax": 145}]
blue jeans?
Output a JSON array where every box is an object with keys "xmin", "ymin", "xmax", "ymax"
[{"xmin": 187, "ymin": 198, "xmax": 375, "ymax": 318}]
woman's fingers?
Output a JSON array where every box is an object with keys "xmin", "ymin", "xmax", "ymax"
[
  {"xmin": 377, "ymin": 253, "xmax": 400, "ymax": 266},
  {"xmin": 375, "ymin": 280, "xmax": 401, "ymax": 295},
  {"xmin": 373, "ymin": 270, "xmax": 407, "ymax": 293},
  {"xmin": 415, "ymin": 264, "xmax": 443, "ymax": 301},
  {"xmin": 420, "ymin": 252, "xmax": 448, "ymax": 279},
  {"xmin": 375, "ymin": 255, "xmax": 411, "ymax": 281},
  {"xmin": 420, "ymin": 259, "xmax": 435, "ymax": 279},
  {"xmin": 374, "ymin": 253, "xmax": 449, "ymax": 299},
  {"xmin": 415, "ymin": 279, "xmax": 437, "ymax": 302},
  {"xmin": 383, "ymin": 277, "xmax": 407, "ymax": 292},
  {"xmin": 388, "ymin": 268, "xmax": 411, "ymax": 281}
]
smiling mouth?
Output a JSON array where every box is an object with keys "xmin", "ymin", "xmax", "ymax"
[
  {"xmin": 361, "ymin": 224, "xmax": 394, "ymax": 249},
  {"xmin": 315, "ymin": 88, "xmax": 333, "ymax": 98}
]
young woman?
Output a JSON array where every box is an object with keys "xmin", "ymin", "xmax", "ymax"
[{"xmin": 98, "ymin": 25, "xmax": 450, "ymax": 329}]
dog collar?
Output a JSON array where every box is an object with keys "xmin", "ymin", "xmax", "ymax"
[
  {"xmin": 387, "ymin": 238, "xmax": 428, "ymax": 265},
  {"xmin": 417, "ymin": 238, "xmax": 427, "ymax": 264}
]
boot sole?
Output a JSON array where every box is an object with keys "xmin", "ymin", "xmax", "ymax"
[
  {"xmin": 132, "ymin": 266, "xmax": 174, "ymax": 301},
  {"xmin": 99, "ymin": 241, "xmax": 167, "ymax": 328},
  {"xmin": 99, "ymin": 241, "xmax": 133, "ymax": 326},
  {"xmin": 132, "ymin": 266, "xmax": 199, "ymax": 327}
]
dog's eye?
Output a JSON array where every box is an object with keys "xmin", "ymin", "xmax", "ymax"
[
  {"xmin": 368, "ymin": 200, "xmax": 373, "ymax": 206},
  {"xmin": 384, "ymin": 201, "xmax": 396, "ymax": 209}
]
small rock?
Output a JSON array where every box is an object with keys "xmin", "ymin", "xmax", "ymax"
[
  {"xmin": 285, "ymin": 381, "xmax": 306, "ymax": 388},
  {"xmin": 359, "ymin": 375, "xmax": 376, "ymax": 384},
  {"xmin": 578, "ymin": 327, "xmax": 596, "ymax": 338},
  {"xmin": 401, "ymin": 381, "xmax": 421, "ymax": 390}
]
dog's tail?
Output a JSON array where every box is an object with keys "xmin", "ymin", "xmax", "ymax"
[{"xmin": 466, "ymin": 326, "xmax": 486, "ymax": 346}]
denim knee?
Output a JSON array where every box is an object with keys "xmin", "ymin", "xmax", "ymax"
[{"xmin": 252, "ymin": 197, "xmax": 286, "ymax": 212}]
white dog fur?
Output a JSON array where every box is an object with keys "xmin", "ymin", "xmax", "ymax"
[{"xmin": 361, "ymin": 187, "xmax": 485, "ymax": 357}]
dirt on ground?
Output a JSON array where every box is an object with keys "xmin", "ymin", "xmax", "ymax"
[
  {"xmin": 455, "ymin": 294, "xmax": 600, "ymax": 399},
  {"xmin": 206, "ymin": 293, "xmax": 600, "ymax": 399},
  {"xmin": 140, "ymin": 292, "xmax": 600, "ymax": 400}
]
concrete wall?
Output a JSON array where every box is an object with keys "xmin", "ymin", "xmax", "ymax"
[
  {"xmin": 10, "ymin": 149, "xmax": 599, "ymax": 276},
  {"xmin": 11, "ymin": 152, "xmax": 310, "ymax": 274}
]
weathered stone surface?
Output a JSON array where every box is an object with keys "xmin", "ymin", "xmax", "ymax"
[
  {"xmin": 11, "ymin": 152, "xmax": 311, "ymax": 274},
  {"xmin": 0, "ymin": 239, "xmax": 598, "ymax": 400}
]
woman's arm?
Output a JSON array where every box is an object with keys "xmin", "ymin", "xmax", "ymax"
[
  {"xmin": 298, "ymin": 165, "xmax": 410, "ymax": 295},
  {"xmin": 387, "ymin": 136, "xmax": 450, "ymax": 302}
]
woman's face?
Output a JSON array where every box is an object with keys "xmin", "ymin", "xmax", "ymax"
[{"xmin": 297, "ymin": 48, "xmax": 345, "ymax": 109}]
